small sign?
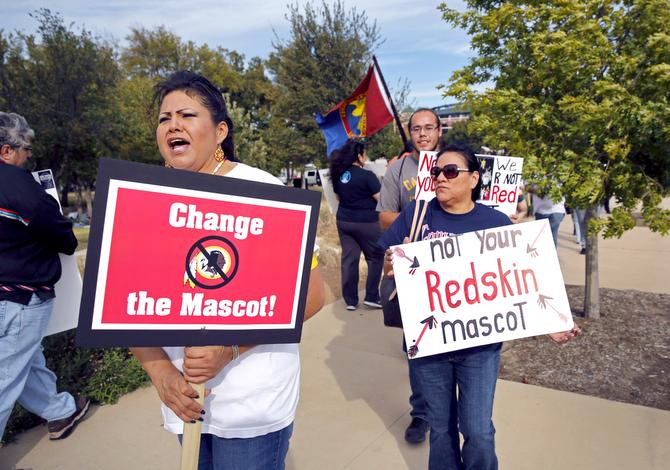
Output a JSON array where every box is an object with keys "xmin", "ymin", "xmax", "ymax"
[
  {"xmin": 31, "ymin": 169, "xmax": 83, "ymax": 336},
  {"xmin": 392, "ymin": 219, "xmax": 573, "ymax": 359},
  {"xmin": 76, "ymin": 158, "xmax": 320, "ymax": 347},
  {"xmin": 318, "ymin": 168, "xmax": 339, "ymax": 215},
  {"xmin": 477, "ymin": 155, "xmax": 524, "ymax": 216},
  {"xmin": 414, "ymin": 151, "xmax": 438, "ymax": 202}
]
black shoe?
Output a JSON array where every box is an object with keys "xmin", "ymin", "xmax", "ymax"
[
  {"xmin": 579, "ymin": 247, "xmax": 586, "ymax": 255},
  {"xmin": 47, "ymin": 396, "xmax": 90, "ymax": 440},
  {"xmin": 404, "ymin": 417, "xmax": 429, "ymax": 444}
]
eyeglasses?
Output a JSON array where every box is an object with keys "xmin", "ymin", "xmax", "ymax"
[
  {"xmin": 430, "ymin": 164, "xmax": 472, "ymax": 179},
  {"xmin": 21, "ymin": 145, "xmax": 32, "ymax": 152},
  {"xmin": 410, "ymin": 124, "xmax": 439, "ymax": 134}
]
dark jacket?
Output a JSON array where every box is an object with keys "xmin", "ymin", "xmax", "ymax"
[{"xmin": 0, "ymin": 162, "xmax": 77, "ymax": 304}]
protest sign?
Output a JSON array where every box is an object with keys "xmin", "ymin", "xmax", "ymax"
[
  {"xmin": 76, "ymin": 158, "xmax": 320, "ymax": 347},
  {"xmin": 412, "ymin": 152, "xmax": 523, "ymax": 217},
  {"xmin": 392, "ymin": 219, "xmax": 573, "ymax": 359},
  {"xmin": 414, "ymin": 151, "xmax": 438, "ymax": 202},
  {"xmin": 31, "ymin": 169, "xmax": 83, "ymax": 336},
  {"xmin": 477, "ymin": 154, "xmax": 524, "ymax": 216},
  {"xmin": 318, "ymin": 168, "xmax": 339, "ymax": 215}
]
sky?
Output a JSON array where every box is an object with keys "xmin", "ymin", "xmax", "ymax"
[{"xmin": 2, "ymin": 1, "xmax": 474, "ymax": 109}]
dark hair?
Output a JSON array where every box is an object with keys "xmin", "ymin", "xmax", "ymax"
[
  {"xmin": 436, "ymin": 142, "xmax": 481, "ymax": 202},
  {"xmin": 154, "ymin": 70, "xmax": 237, "ymax": 162},
  {"xmin": 329, "ymin": 139, "xmax": 365, "ymax": 193},
  {"xmin": 407, "ymin": 108, "xmax": 441, "ymax": 131}
]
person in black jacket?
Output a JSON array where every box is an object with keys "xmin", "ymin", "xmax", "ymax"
[
  {"xmin": 0, "ymin": 112, "xmax": 89, "ymax": 442},
  {"xmin": 329, "ymin": 139, "xmax": 384, "ymax": 310}
]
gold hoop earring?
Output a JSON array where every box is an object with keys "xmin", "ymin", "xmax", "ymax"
[{"xmin": 214, "ymin": 147, "xmax": 225, "ymax": 163}]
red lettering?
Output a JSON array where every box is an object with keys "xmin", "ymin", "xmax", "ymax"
[
  {"xmin": 498, "ymin": 189, "xmax": 508, "ymax": 202},
  {"xmin": 445, "ymin": 280, "xmax": 461, "ymax": 308},
  {"xmin": 481, "ymin": 271, "xmax": 498, "ymax": 301},
  {"xmin": 497, "ymin": 258, "xmax": 513, "ymax": 297},
  {"xmin": 419, "ymin": 154, "xmax": 436, "ymax": 172},
  {"xmin": 490, "ymin": 185, "xmax": 500, "ymax": 201},
  {"xmin": 425, "ymin": 270, "xmax": 445, "ymax": 313},
  {"xmin": 464, "ymin": 262, "xmax": 480, "ymax": 305}
]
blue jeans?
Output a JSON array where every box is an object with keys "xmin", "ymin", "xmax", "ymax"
[
  {"xmin": 534, "ymin": 212, "xmax": 565, "ymax": 247},
  {"xmin": 0, "ymin": 295, "xmax": 75, "ymax": 438},
  {"xmin": 412, "ymin": 344, "xmax": 502, "ymax": 470},
  {"xmin": 405, "ymin": 339, "xmax": 427, "ymax": 422},
  {"xmin": 179, "ymin": 423, "xmax": 293, "ymax": 470}
]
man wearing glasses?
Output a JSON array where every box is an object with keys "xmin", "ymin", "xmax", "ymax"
[
  {"xmin": 0, "ymin": 112, "xmax": 90, "ymax": 443},
  {"xmin": 377, "ymin": 108, "xmax": 442, "ymax": 444}
]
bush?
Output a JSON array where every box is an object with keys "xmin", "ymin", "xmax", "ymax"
[{"xmin": 2, "ymin": 330, "xmax": 148, "ymax": 443}]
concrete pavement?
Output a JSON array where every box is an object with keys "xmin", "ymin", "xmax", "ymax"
[{"xmin": 2, "ymin": 216, "xmax": 669, "ymax": 470}]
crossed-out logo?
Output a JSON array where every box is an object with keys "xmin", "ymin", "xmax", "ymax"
[
  {"xmin": 184, "ymin": 235, "xmax": 239, "ymax": 289},
  {"xmin": 340, "ymin": 170, "xmax": 352, "ymax": 184}
]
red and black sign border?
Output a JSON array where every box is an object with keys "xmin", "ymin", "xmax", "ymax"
[{"xmin": 76, "ymin": 158, "xmax": 320, "ymax": 347}]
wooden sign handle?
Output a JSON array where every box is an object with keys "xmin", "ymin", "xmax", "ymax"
[{"xmin": 180, "ymin": 382, "xmax": 206, "ymax": 470}]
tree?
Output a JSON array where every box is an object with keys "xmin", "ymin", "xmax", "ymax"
[
  {"xmin": 0, "ymin": 9, "xmax": 120, "ymax": 214},
  {"xmin": 267, "ymin": 0, "xmax": 383, "ymax": 170},
  {"xmin": 440, "ymin": 0, "xmax": 670, "ymax": 317},
  {"xmin": 119, "ymin": 26, "xmax": 277, "ymax": 171}
]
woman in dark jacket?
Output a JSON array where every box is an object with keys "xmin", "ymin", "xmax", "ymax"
[{"xmin": 329, "ymin": 139, "xmax": 384, "ymax": 310}]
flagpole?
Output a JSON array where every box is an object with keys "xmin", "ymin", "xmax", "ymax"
[{"xmin": 372, "ymin": 55, "xmax": 408, "ymax": 146}]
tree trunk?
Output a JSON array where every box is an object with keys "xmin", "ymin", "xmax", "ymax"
[
  {"xmin": 583, "ymin": 206, "xmax": 600, "ymax": 318},
  {"xmin": 82, "ymin": 187, "xmax": 93, "ymax": 218}
]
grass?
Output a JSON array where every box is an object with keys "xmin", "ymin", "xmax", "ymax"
[{"xmin": 73, "ymin": 226, "xmax": 89, "ymax": 252}]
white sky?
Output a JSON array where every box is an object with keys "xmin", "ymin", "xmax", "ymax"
[{"xmin": 2, "ymin": 0, "xmax": 473, "ymax": 108}]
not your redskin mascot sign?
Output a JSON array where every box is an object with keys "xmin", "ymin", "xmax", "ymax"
[
  {"xmin": 392, "ymin": 219, "xmax": 573, "ymax": 359},
  {"xmin": 76, "ymin": 158, "xmax": 320, "ymax": 347}
]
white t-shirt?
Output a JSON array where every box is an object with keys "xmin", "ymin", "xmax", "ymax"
[
  {"xmin": 162, "ymin": 163, "xmax": 300, "ymax": 438},
  {"xmin": 532, "ymin": 193, "xmax": 566, "ymax": 215}
]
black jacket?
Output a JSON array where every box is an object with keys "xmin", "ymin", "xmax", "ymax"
[{"xmin": 0, "ymin": 162, "xmax": 77, "ymax": 303}]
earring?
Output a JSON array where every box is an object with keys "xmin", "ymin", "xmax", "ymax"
[{"xmin": 214, "ymin": 147, "xmax": 225, "ymax": 162}]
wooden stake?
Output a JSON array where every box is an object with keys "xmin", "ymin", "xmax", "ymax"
[{"xmin": 180, "ymin": 382, "xmax": 205, "ymax": 470}]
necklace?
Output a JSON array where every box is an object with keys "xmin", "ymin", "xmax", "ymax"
[{"xmin": 211, "ymin": 160, "xmax": 225, "ymax": 175}]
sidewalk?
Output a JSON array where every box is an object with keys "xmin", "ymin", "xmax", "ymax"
[{"xmin": 2, "ymin": 218, "xmax": 669, "ymax": 470}]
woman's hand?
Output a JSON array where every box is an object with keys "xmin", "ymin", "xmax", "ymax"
[
  {"xmin": 153, "ymin": 365, "xmax": 206, "ymax": 423},
  {"xmin": 384, "ymin": 237, "xmax": 410, "ymax": 278},
  {"xmin": 183, "ymin": 346, "xmax": 232, "ymax": 383},
  {"xmin": 548, "ymin": 324, "xmax": 582, "ymax": 344}
]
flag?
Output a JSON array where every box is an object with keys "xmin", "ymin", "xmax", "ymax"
[{"xmin": 315, "ymin": 63, "xmax": 395, "ymax": 156}]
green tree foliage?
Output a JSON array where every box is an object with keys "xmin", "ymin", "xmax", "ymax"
[
  {"xmin": 119, "ymin": 26, "xmax": 276, "ymax": 170},
  {"xmin": 440, "ymin": 0, "xmax": 670, "ymax": 317},
  {"xmin": 0, "ymin": 9, "xmax": 120, "ymax": 203},
  {"xmin": 440, "ymin": 0, "xmax": 670, "ymax": 236},
  {"xmin": 267, "ymin": 1, "xmax": 383, "ymax": 168}
]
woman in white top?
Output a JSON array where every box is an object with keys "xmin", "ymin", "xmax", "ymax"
[{"xmin": 131, "ymin": 70, "xmax": 324, "ymax": 470}]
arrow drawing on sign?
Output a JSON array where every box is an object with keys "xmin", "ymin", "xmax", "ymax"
[
  {"xmin": 537, "ymin": 294, "xmax": 570, "ymax": 323},
  {"xmin": 407, "ymin": 315, "xmax": 437, "ymax": 358},
  {"xmin": 393, "ymin": 247, "xmax": 420, "ymax": 275},
  {"xmin": 526, "ymin": 223, "xmax": 548, "ymax": 258}
]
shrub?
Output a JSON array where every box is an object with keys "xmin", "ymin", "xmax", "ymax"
[{"xmin": 1, "ymin": 330, "xmax": 148, "ymax": 443}]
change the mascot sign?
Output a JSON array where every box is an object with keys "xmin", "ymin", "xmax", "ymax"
[
  {"xmin": 393, "ymin": 219, "xmax": 573, "ymax": 359},
  {"xmin": 77, "ymin": 159, "xmax": 320, "ymax": 347}
]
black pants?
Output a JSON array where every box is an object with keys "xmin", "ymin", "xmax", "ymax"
[{"xmin": 336, "ymin": 219, "xmax": 384, "ymax": 307}]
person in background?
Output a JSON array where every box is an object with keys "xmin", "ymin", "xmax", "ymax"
[
  {"xmin": 529, "ymin": 188, "xmax": 566, "ymax": 247},
  {"xmin": 377, "ymin": 108, "xmax": 443, "ymax": 444},
  {"xmin": 329, "ymin": 139, "xmax": 384, "ymax": 311},
  {"xmin": 380, "ymin": 143, "xmax": 580, "ymax": 470},
  {"xmin": 509, "ymin": 186, "xmax": 529, "ymax": 223},
  {"xmin": 0, "ymin": 111, "xmax": 90, "ymax": 442},
  {"xmin": 131, "ymin": 71, "xmax": 324, "ymax": 470}
]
